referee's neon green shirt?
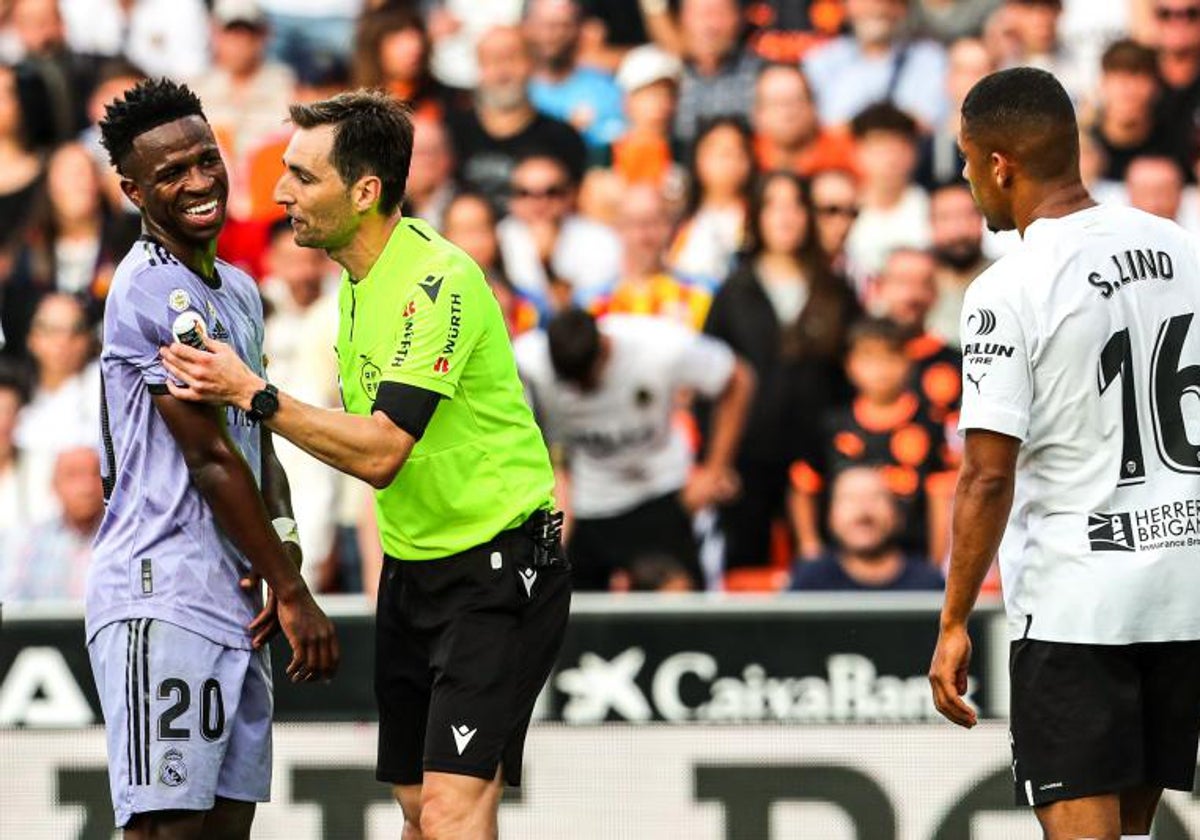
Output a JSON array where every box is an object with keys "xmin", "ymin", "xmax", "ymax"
[{"xmin": 335, "ymin": 218, "xmax": 554, "ymax": 560}]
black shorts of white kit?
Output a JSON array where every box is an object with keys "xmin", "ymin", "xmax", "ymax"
[
  {"xmin": 567, "ymin": 492, "xmax": 702, "ymax": 591},
  {"xmin": 374, "ymin": 525, "xmax": 571, "ymax": 787},
  {"xmin": 1009, "ymin": 638, "xmax": 1200, "ymax": 807}
]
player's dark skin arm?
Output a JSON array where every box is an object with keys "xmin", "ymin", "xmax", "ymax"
[
  {"xmin": 160, "ymin": 335, "xmax": 416, "ymax": 488},
  {"xmin": 245, "ymin": 429, "xmax": 305, "ymax": 649},
  {"xmin": 152, "ymin": 393, "xmax": 339, "ymax": 681},
  {"xmin": 929, "ymin": 429, "xmax": 1020, "ymax": 728}
]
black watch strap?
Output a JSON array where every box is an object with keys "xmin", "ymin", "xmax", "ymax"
[{"xmin": 248, "ymin": 383, "xmax": 279, "ymax": 422}]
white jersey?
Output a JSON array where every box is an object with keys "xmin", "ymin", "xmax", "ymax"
[
  {"xmin": 514, "ymin": 316, "xmax": 735, "ymax": 519},
  {"xmin": 959, "ymin": 204, "xmax": 1200, "ymax": 644}
]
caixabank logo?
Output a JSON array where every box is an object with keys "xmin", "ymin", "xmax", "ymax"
[{"xmin": 1088, "ymin": 511, "xmax": 1136, "ymax": 551}]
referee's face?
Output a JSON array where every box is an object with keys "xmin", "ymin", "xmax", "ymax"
[{"xmin": 276, "ymin": 124, "xmax": 360, "ymax": 252}]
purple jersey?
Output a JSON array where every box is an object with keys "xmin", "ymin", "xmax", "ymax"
[{"xmin": 86, "ymin": 238, "xmax": 267, "ymax": 649}]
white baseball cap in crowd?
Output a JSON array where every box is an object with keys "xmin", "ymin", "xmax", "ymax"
[
  {"xmin": 616, "ymin": 45, "xmax": 684, "ymax": 94},
  {"xmin": 213, "ymin": 0, "xmax": 267, "ymax": 29}
]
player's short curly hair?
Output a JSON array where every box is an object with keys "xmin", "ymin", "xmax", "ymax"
[{"xmin": 98, "ymin": 78, "xmax": 207, "ymax": 175}]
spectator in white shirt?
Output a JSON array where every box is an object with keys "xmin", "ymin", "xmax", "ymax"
[
  {"xmin": 498, "ymin": 152, "xmax": 622, "ymax": 308},
  {"xmin": 0, "ymin": 361, "xmax": 43, "ymax": 532},
  {"xmin": 16, "ymin": 293, "xmax": 99, "ymax": 470},
  {"xmin": 260, "ymin": 220, "xmax": 341, "ymax": 588},
  {"xmin": 0, "ymin": 444, "xmax": 102, "ymax": 603},
  {"xmin": 845, "ymin": 103, "xmax": 931, "ymax": 283},
  {"xmin": 188, "ymin": 0, "xmax": 296, "ymax": 167},
  {"xmin": 515, "ymin": 308, "xmax": 754, "ymax": 590},
  {"xmin": 667, "ymin": 115, "xmax": 754, "ymax": 291},
  {"xmin": 58, "ymin": 0, "xmax": 210, "ymax": 79},
  {"xmin": 995, "ymin": 0, "xmax": 1093, "ymax": 102}
]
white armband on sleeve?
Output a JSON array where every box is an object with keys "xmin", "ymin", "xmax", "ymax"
[{"xmin": 272, "ymin": 517, "xmax": 300, "ymax": 547}]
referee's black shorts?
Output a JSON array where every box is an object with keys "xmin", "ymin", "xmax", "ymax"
[
  {"xmin": 374, "ymin": 524, "xmax": 571, "ymax": 787},
  {"xmin": 1009, "ymin": 638, "xmax": 1200, "ymax": 807}
]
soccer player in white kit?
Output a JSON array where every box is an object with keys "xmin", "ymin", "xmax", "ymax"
[{"xmin": 929, "ymin": 67, "xmax": 1200, "ymax": 840}]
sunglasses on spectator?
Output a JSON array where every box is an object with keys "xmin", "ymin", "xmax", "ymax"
[
  {"xmin": 511, "ymin": 184, "xmax": 569, "ymax": 200},
  {"xmin": 1156, "ymin": 5, "xmax": 1200, "ymax": 21},
  {"xmin": 815, "ymin": 204, "xmax": 860, "ymax": 219}
]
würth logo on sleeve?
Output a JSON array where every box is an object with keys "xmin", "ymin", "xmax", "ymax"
[
  {"xmin": 432, "ymin": 293, "xmax": 463, "ymax": 373},
  {"xmin": 967, "ymin": 308, "xmax": 997, "ymax": 336}
]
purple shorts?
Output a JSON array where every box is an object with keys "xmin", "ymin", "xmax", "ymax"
[{"xmin": 87, "ymin": 618, "xmax": 273, "ymax": 827}]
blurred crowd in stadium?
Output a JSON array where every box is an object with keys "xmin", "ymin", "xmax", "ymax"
[{"xmin": 0, "ymin": 0, "xmax": 1187, "ymax": 602}]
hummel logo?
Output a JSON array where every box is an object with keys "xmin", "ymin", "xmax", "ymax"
[
  {"xmin": 420, "ymin": 275, "xmax": 444, "ymax": 303},
  {"xmin": 451, "ymin": 724, "xmax": 477, "ymax": 755},
  {"xmin": 966, "ymin": 372, "xmax": 987, "ymax": 393},
  {"xmin": 519, "ymin": 567, "xmax": 537, "ymax": 597}
]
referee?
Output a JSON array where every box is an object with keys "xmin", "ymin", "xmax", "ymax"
[
  {"xmin": 929, "ymin": 68, "xmax": 1200, "ymax": 840},
  {"xmin": 162, "ymin": 90, "xmax": 571, "ymax": 840}
]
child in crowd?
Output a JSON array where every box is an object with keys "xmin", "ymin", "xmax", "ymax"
[{"xmin": 790, "ymin": 317, "xmax": 955, "ymax": 563}]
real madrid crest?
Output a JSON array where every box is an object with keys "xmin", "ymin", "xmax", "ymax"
[{"xmin": 159, "ymin": 748, "xmax": 187, "ymax": 787}]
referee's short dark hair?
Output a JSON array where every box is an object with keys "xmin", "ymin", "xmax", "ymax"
[
  {"xmin": 289, "ymin": 89, "xmax": 414, "ymax": 216},
  {"xmin": 961, "ymin": 67, "xmax": 1079, "ymax": 180},
  {"xmin": 547, "ymin": 308, "xmax": 602, "ymax": 387}
]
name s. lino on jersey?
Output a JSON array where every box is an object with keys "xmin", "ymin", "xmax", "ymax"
[{"xmin": 957, "ymin": 204, "xmax": 1200, "ymax": 645}]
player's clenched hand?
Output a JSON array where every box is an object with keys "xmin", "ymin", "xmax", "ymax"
[
  {"xmin": 245, "ymin": 544, "xmax": 304, "ymax": 649},
  {"xmin": 276, "ymin": 589, "xmax": 340, "ymax": 683},
  {"xmin": 160, "ymin": 334, "xmax": 262, "ymax": 408},
  {"xmin": 929, "ymin": 622, "xmax": 978, "ymax": 728}
]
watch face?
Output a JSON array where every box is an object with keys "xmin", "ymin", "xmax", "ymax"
[{"xmin": 252, "ymin": 388, "xmax": 279, "ymax": 418}]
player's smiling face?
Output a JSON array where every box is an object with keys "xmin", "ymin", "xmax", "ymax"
[
  {"xmin": 275, "ymin": 124, "xmax": 361, "ymax": 252},
  {"xmin": 121, "ymin": 116, "xmax": 228, "ymax": 246}
]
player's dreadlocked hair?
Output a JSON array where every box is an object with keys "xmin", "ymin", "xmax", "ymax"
[{"xmin": 98, "ymin": 78, "xmax": 207, "ymax": 175}]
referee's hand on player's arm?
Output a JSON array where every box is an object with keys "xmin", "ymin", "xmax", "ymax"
[
  {"xmin": 929, "ymin": 623, "xmax": 978, "ymax": 728},
  {"xmin": 161, "ymin": 334, "xmax": 260, "ymax": 407}
]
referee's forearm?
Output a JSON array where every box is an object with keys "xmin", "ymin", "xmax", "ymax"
[
  {"xmin": 941, "ymin": 466, "xmax": 1013, "ymax": 629},
  {"xmin": 265, "ymin": 391, "xmax": 414, "ymax": 489}
]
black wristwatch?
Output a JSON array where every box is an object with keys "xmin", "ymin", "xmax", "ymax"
[{"xmin": 248, "ymin": 383, "xmax": 279, "ymax": 423}]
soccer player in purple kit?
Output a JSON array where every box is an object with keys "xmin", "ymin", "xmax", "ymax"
[{"xmin": 85, "ymin": 79, "xmax": 339, "ymax": 839}]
